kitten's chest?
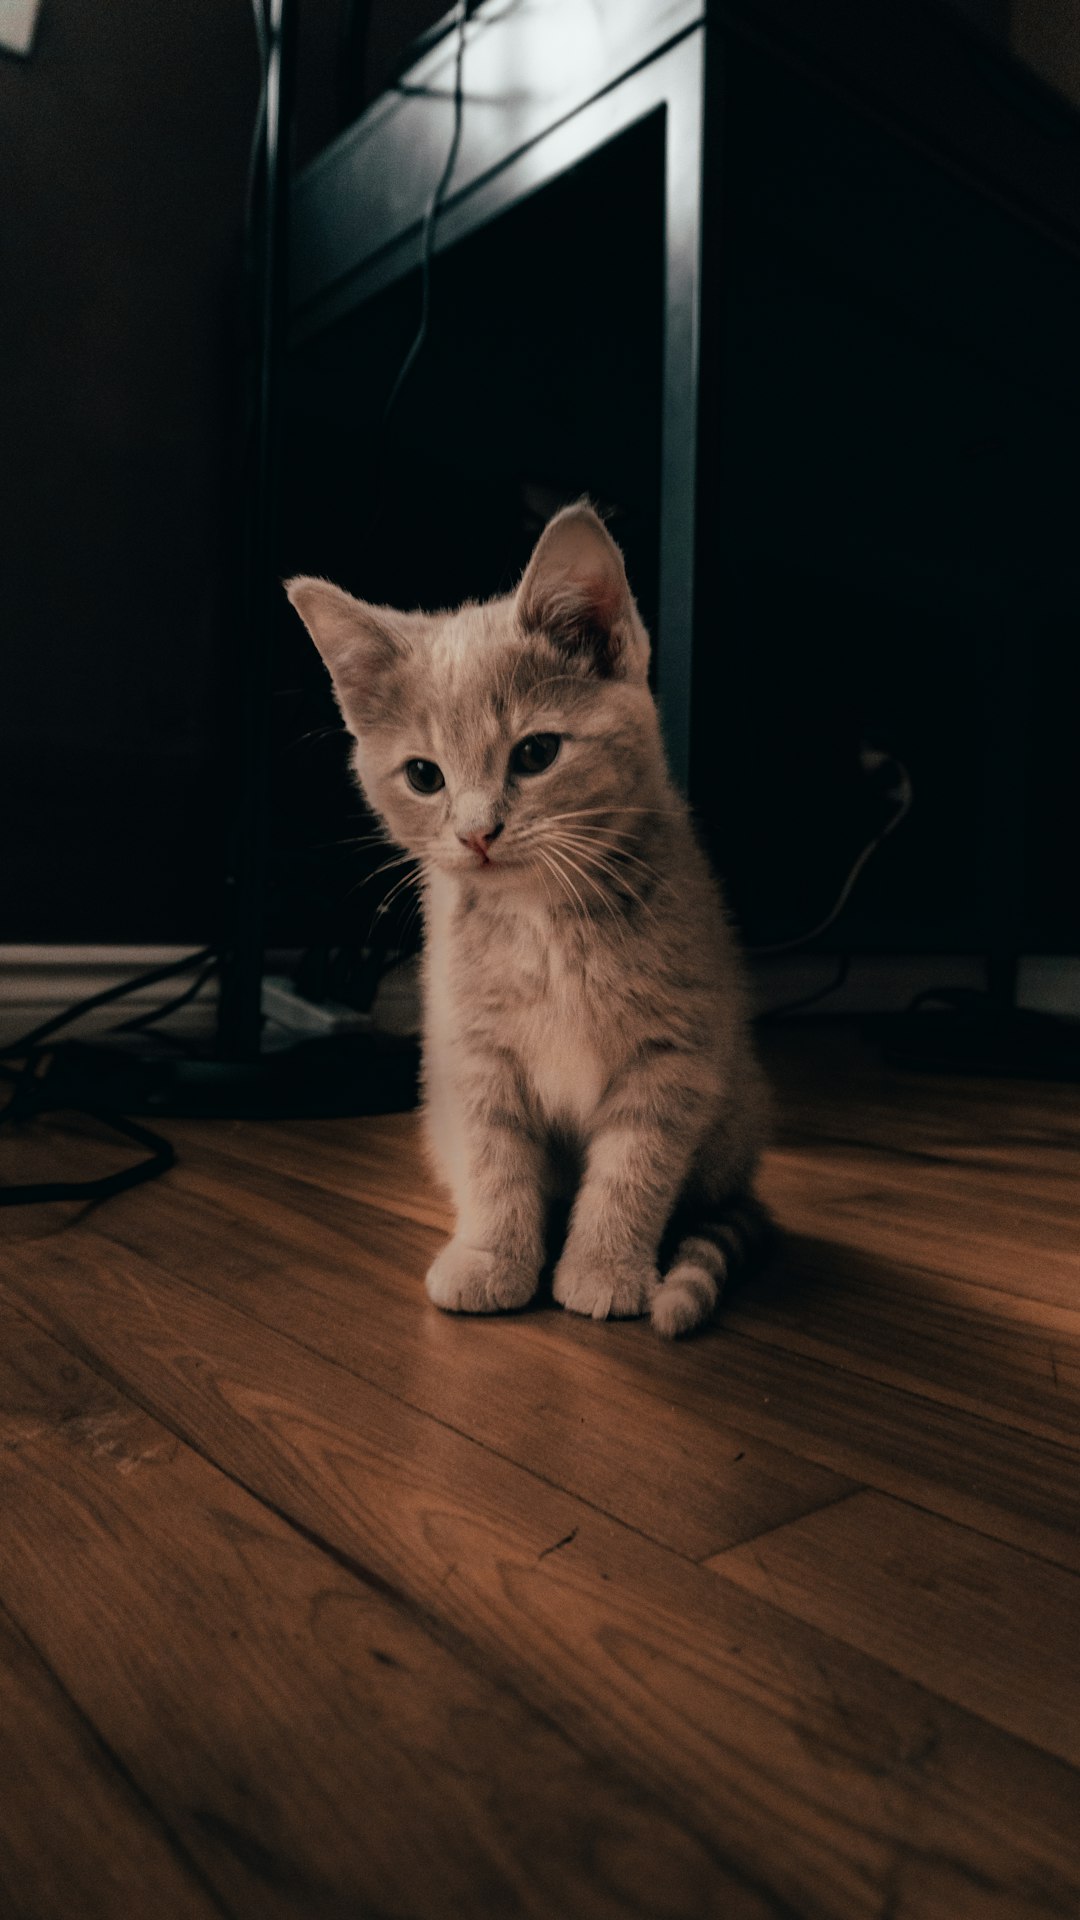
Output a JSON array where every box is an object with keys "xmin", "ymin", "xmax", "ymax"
[
  {"xmin": 446, "ymin": 895, "xmax": 611, "ymax": 1129},
  {"xmin": 506, "ymin": 939, "xmax": 607, "ymax": 1129}
]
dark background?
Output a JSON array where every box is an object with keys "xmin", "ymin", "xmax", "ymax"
[
  {"xmin": 3, "ymin": 0, "xmax": 1078, "ymax": 962},
  {"xmin": 0, "ymin": 0, "xmax": 435, "ymax": 943}
]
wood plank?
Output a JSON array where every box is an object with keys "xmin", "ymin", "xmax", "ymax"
[
  {"xmin": 3, "ymin": 1241, "xmax": 1080, "ymax": 1920},
  {"xmin": 662, "ymin": 1327, "xmax": 1080, "ymax": 1579},
  {"xmin": 88, "ymin": 1144, "xmax": 858, "ymax": 1562},
  {"xmin": 0, "ymin": 1295, "xmax": 734, "ymax": 1920},
  {"xmin": 181, "ymin": 1111, "xmax": 449, "ymax": 1231},
  {"xmin": 758, "ymin": 1024, "xmax": 1080, "ymax": 1161},
  {"xmin": 720, "ymin": 1228, "xmax": 1080, "ymax": 1450},
  {"xmin": 0, "ymin": 1603, "xmax": 223, "ymax": 1920},
  {"xmin": 761, "ymin": 1151, "xmax": 1080, "ymax": 1312},
  {"xmin": 100, "ymin": 1133, "xmax": 1080, "ymax": 1580},
  {"xmin": 189, "ymin": 1098, "xmax": 1080, "ymax": 1425},
  {"xmin": 707, "ymin": 1490, "xmax": 1080, "ymax": 1770},
  {"xmin": 201, "ymin": 1103, "xmax": 1080, "ymax": 1314}
]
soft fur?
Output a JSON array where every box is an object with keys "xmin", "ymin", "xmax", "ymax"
[{"xmin": 287, "ymin": 503, "xmax": 771, "ymax": 1336}]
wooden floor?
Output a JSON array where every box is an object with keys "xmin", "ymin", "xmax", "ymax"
[{"xmin": 1, "ymin": 1022, "xmax": 1079, "ymax": 1920}]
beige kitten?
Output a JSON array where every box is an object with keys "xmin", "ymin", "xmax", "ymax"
[{"xmin": 287, "ymin": 504, "xmax": 772, "ymax": 1336}]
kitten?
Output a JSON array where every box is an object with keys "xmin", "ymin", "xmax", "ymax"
[{"xmin": 286, "ymin": 503, "xmax": 772, "ymax": 1336}]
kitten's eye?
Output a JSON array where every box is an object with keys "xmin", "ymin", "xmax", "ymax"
[
  {"xmin": 510, "ymin": 733, "xmax": 560, "ymax": 776},
  {"xmin": 405, "ymin": 758, "xmax": 445, "ymax": 794}
]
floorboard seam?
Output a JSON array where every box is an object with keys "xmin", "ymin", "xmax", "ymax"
[
  {"xmin": 700, "ymin": 1486, "xmax": 865, "ymax": 1565},
  {"xmin": 779, "ymin": 1481, "xmax": 1080, "ymax": 1581},
  {"xmin": 0, "ymin": 1276, "xmax": 756, "ymax": 1875},
  {"xmin": 700, "ymin": 1557, "xmax": 1080, "ymax": 1775},
  {"xmin": 722, "ymin": 1324, "xmax": 1080, "ymax": 1455},
  {"xmin": 0, "ymin": 1592, "xmax": 237, "ymax": 1920},
  {"xmin": 69, "ymin": 1223, "xmax": 722, "ymax": 1560}
]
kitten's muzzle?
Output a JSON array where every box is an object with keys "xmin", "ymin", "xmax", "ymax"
[{"xmin": 458, "ymin": 823, "xmax": 504, "ymax": 866}]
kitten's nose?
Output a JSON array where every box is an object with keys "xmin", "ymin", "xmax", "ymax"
[{"xmin": 458, "ymin": 822, "xmax": 504, "ymax": 858}]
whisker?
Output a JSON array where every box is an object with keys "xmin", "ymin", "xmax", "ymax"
[
  {"xmin": 304, "ymin": 830, "xmax": 397, "ymax": 854},
  {"xmin": 530, "ymin": 847, "xmax": 566, "ymax": 917},
  {"xmin": 540, "ymin": 825, "xmax": 660, "ymax": 882},
  {"xmin": 544, "ymin": 834, "xmax": 654, "ymax": 919},
  {"xmin": 542, "ymin": 805, "xmax": 684, "ymax": 821},
  {"xmin": 530, "ymin": 850, "xmax": 560, "ymax": 916},
  {"xmin": 530, "ymin": 846, "xmax": 569, "ymax": 916},
  {"xmin": 285, "ymin": 723, "xmax": 349, "ymax": 752},
  {"xmin": 545, "ymin": 841, "xmax": 622, "ymax": 925},
  {"xmin": 537, "ymin": 845, "xmax": 589, "ymax": 925},
  {"xmin": 371, "ymin": 865, "xmax": 423, "ymax": 925},
  {"xmin": 514, "ymin": 816, "xmax": 659, "ymax": 887},
  {"xmin": 343, "ymin": 853, "xmax": 420, "ymax": 907},
  {"xmin": 549, "ymin": 831, "xmax": 646, "ymax": 881},
  {"xmin": 364, "ymin": 851, "xmax": 419, "ymax": 885},
  {"xmin": 396, "ymin": 893, "xmax": 425, "ymax": 952}
]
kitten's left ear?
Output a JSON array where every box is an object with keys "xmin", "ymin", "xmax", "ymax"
[{"xmin": 516, "ymin": 503, "xmax": 650, "ymax": 681}]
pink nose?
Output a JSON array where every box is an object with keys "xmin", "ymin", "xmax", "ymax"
[{"xmin": 459, "ymin": 824, "xmax": 503, "ymax": 859}]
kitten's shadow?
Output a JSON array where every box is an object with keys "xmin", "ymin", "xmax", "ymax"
[
  {"xmin": 531, "ymin": 1194, "xmax": 573, "ymax": 1310},
  {"xmin": 529, "ymin": 1201, "xmax": 824, "ymax": 1330},
  {"xmin": 720, "ymin": 1225, "xmax": 901, "ymax": 1320}
]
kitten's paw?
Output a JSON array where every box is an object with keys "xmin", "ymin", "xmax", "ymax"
[
  {"xmin": 425, "ymin": 1239, "xmax": 539, "ymax": 1315},
  {"xmin": 552, "ymin": 1255, "xmax": 659, "ymax": 1322}
]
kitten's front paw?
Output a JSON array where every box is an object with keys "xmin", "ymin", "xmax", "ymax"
[
  {"xmin": 552, "ymin": 1255, "xmax": 659, "ymax": 1322},
  {"xmin": 425, "ymin": 1239, "xmax": 539, "ymax": 1316}
]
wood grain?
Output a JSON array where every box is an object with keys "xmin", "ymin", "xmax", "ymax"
[
  {"xmin": 86, "ymin": 1142, "xmax": 858, "ymax": 1561},
  {"xmin": 707, "ymin": 1490, "xmax": 1080, "ymax": 1767},
  {"xmin": 721, "ymin": 1228, "xmax": 1080, "ymax": 1448},
  {"xmin": 2, "ymin": 1234, "xmax": 1079, "ymax": 1919},
  {"xmin": 2, "ymin": 1022, "xmax": 1079, "ymax": 1919},
  {"xmin": 92, "ymin": 1134, "xmax": 1080, "ymax": 1581},
  {"xmin": 0, "ymin": 1602, "xmax": 222, "ymax": 1920},
  {"xmin": 0, "ymin": 1297, "xmax": 739, "ymax": 1920}
]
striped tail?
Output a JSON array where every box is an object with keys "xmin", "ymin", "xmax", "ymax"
[{"xmin": 651, "ymin": 1193, "xmax": 777, "ymax": 1339}]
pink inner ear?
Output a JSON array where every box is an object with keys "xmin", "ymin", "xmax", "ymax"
[
  {"xmin": 517, "ymin": 509, "xmax": 633, "ymax": 669},
  {"xmin": 571, "ymin": 566, "xmax": 623, "ymax": 631}
]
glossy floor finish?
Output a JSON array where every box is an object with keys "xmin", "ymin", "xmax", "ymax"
[{"xmin": 1, "ymin": 1023, "xmax": 1078, "ymax": 1919}]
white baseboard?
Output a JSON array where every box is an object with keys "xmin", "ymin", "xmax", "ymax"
[
  {"xmin": 0, "ymin": 946, "xmax": 424, "ymax": 1050},
  {"xmin": 1, "ymin": 946, "xmax": 1076, "ymax": 1053},
  {"xmin": 750, "ymin": 952, "xmax": 1080, "ymax": 1019},
  {"xmin": 0, "ymin": 946, "xmax": 218, "ymax": 1046},
  {"xmin": 1018, "ymin": 956, "xmax": 1080, "ymax": 1018}
]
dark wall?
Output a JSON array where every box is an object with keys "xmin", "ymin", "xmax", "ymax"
[
  {"xmin": 0, "ymin": 0, "xmax": 264, "ymax": 939},
  {"xmin": 5, "ymin": 0, "xmax": 1076, "ymax": 957},
  {"xmin": 0, "ymin": 0, "xmax": 460, "ymax": 943},
  {"xmin": 281, "ymin": 19, "xmax": 1080, "ymax": 961}
]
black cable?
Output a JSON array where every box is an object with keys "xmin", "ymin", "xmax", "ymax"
[
  {"xmin": 109, "ymin": 958, "xmax": 218, "ymax": 1037},
  {"xmin": 0, "ymin": 946, "xmax": 216, "ymax": 1060},
  {"xmin": 0, "ymin": 947, "xmax": 216, "ymax": 1208},
  {"xmin": 0, "ymin": 9, "xmax": 269, "ymax": 1204},
  {"xmin": 0, "ymin": 1106, "xmax": 175, "ymax": 1209},
  {"xmin": 379, "ymin": 0, "xmax": 470, "ymax": 427},
  {"xmin": 748, "ymin": 752, "xmax": 913, "ymax": 959}
]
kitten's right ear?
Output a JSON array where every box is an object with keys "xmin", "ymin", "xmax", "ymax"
[{"xmin": 284, "ymin": 577, "xmax": 407, "ymax": 722}]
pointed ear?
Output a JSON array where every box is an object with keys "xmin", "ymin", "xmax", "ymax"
[
  {"xmin": 284, "ymin": 576, "xmax": 408, "ymax": 726},
  {"xmin": 515, "ymin": 504, "xmax": 648, "ymax": 680}
]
